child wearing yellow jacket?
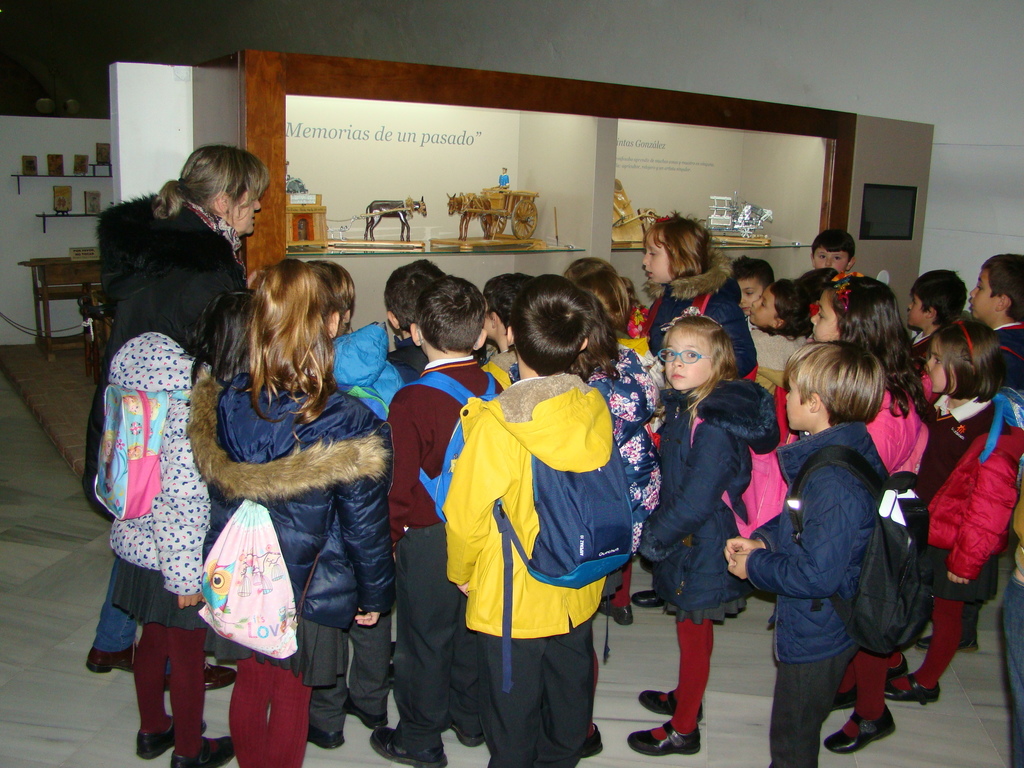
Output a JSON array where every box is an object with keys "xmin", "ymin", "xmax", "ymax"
[{"xmin": 445, "ymin": 275, "xmax": 610, "ymax": 768}]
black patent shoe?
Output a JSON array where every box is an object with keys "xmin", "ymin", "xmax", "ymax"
[
  {"xmin": 824, "ymin": 707, "xmax": 895, "ymax": 753},
  {"xmin": 915, "ymin": 634, "xmax": 979, "ymax": 652},
  {"xmin": 170, "ymin": 736, "xmax": 234, "ymax": 768},
  {"xmin": 137, "ymin": 720, "xmax": 206, "ymax": 760},
  {"xmin": 449, "ymin": 721, "xmax": 485, "ymax": 747},
  {"xmin": 597, "ymin": 597, "xmax": 634, "ymax": 625},
  {"xmin": 308, "ymin": 723, "xmax": 345, "ymax": 749},
  {"xmin": 370, "ymin": 726, "xmax": 448, "ymax": 768},
  {"xmin": 631, "ymin": 590, "xmax": 665, "ymax": 608},
  {"xmin": 343, "ymin": 696, "xmax": 388, "ymax": 729},
  {"xmin": 831, "ymin": 687, "xmax": 857, "ymax": 711},
  {"xmin": 628, "ymin": 722, "xmax": 700, "ymax": 756},
  {"xmin": 884, "ymin": 673, "xmax": 940, "ymax": 704},
  {"xmin": 637, "ymin": 690, "xmax": 703, "ymax": 722},
  {"xmin": 580, "ymin": 724, "xmax": 603, "ymax": 758}
]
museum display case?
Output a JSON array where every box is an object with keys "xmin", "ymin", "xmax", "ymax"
[{"xmin": 194, "ymin": 51, "xmax": 858, "ymax": 275}]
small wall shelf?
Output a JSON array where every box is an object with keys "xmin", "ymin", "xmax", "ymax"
[
  {"xmin": 12, "ymin": 165, "xmax": 111, "ymax": 194},
  {"xmin": 34, "ymin": 212, "xmax": 99, "ymax": 233}
]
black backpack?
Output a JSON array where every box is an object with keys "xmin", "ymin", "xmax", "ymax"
[{"xmin": 786, "ymin": 445, "xmax": 931, "ymax": 654}]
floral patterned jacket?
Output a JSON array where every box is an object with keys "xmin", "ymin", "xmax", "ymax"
[
  {"xmin": 108, "ymin": 333, "xmax": 207, "ymax": 595},
  {"xmin": 588, "ymin": 346, "xmax": 661, "ymax": 549}
]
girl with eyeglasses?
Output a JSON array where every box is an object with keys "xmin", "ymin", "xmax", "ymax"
[{"xmin": 626, "ymin": 315, "xmax": 778, "ymax": 757}]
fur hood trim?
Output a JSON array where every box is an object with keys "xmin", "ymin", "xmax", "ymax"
[
  {"xmin": 99, "ymin": 196, "xmax": 238, "ymax": 282},
  {"xmin": 497, "ymin": 373, "xmax": 591, "ymax": 423},
  {"xmin": 188, "ymin": 374, "xmax": 390, "ymax": 501},
  {"xmin": 644, "ymin": 251, "xmax": 732, "ymax": 301},
  {"xmin": 667, "ymin": 380, "xmax": 778, "ymax": 454}
]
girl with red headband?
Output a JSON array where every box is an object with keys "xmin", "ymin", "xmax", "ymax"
[{"xmin": 809, "ymin": 275, "xmax": 932, "ymax": 753}]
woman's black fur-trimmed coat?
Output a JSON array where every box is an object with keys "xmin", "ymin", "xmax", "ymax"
[
  {"xmin": 640, "ymin": 380, "xmax": 778, "ymax": 613},
  {"xmin": 190, "ymin": 374, "xmax": 396, "ymax": 629},
  {"xmin": 84, "ymin": 197, "xmax": 246, "ymax": 500}
]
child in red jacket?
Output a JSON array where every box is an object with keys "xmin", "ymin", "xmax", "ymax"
[{"xmin": 885, "ymin": 321, "xmax": 1024, "ymax": 703}]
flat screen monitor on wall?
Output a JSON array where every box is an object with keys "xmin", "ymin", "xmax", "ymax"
[{"xmin": 859, "ymin": 183, "xmax": 917, "ymax": 240}]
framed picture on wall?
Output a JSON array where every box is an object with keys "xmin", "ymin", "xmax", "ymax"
[
  {"xmin": 859, "ymin": 184, "xmax": 917, "ymax": 240},
  {"xmin": 21, "ymin": 156, "xmax": 37, "ymax": 175},
  {"xmin": 73, "ymin": 154, "xmax": 89, "ymax": 175},
  {"xmin": 53, "ymin": 185, "xmax": 72, "ymax": 212},
  {"xmin": 84, "ymin": 190, "xmax": 101, "ymax": 214},
  {"xmin": 47, "ymin": 154, "xmax": 64, "ymax": 176},
  {"xmin": 95, "ymin": 143, "xmax": 111, "ymax": 165}
]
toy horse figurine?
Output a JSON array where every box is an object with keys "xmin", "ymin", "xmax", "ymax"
[
  {"xmin": 447, "ymin": 193, "xmax": 495, "ymax": 240},
  {"xmin": 364, "ymin": 197, "xmax": 427, "ymax": 241}
]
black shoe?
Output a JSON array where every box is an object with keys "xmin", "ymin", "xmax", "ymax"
[
  {"xmin": 914, "ymin": 635, "xmax": 979, "ymax": 652},
  {"xmin": 343, "ymin": 696, "xmax": 388, "ymax": 729},
  {"xmin": 580, "ymin": 724, "xmax": 603, "ymax": 758},
  {"xmin": 887, "ymin": 654, "xmax": 909, "ymax": 681},
  {"xmin": 370, "ymin": 726, "xmax": 448, "ymax": 768},
  {"xmin": 170, "ymin": 736, "xmax": 234, "ymax": 768},
  {"xmin": 824, "ymin": 707, "xmax": 895, "ymax": 754},
  {"xmin": 631, "ymin": 590, "xmax": 665, "ymax": 609},
  {"xmin": 136, "ymin": 720, "xmax": 207, "ymax": 760},
  {"xmin": 884, "ymin": 673, "xmax": 940, "ymax": 704},
  {"xmin": 831, "ymin": 687, "xmax": 856, "ymax": 711},
  {"xmin": 307, "ymin": 723, "xmax": 345, "ymax": 749},
  {"xmin": 627, "ymin": 722, "xmax": 700, "ymax": 756},
  {"xmin": 449, "ymin": 721, "xmax": 485, "ymax": 747},
  {"xmin": 637, "ymin": 690, "xmax": 703, "ymax": 722},
  {"xmin": 597, "ymin": 597, "xmax": 634, "ymax": 625}
]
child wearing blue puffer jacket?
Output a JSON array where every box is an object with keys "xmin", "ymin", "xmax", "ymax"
[{"xmin": 309, "ymin": 261, "xmax": 404, "ymax": 419}]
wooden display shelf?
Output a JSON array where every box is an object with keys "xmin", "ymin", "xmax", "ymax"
[
  {"xmin": 35, "ymin": 212, "xmax": 99, "ymax": 233},
  {"xmin": 12, "ymin": 167, "xmax": 111, "ymax": 194},
  {"xmin": 430, "ymin": 237, "xmax": 546, "ymax": 252},
  {"xmin": 326, "ymin": 240, "xmax": 426, "ymax": 251}
]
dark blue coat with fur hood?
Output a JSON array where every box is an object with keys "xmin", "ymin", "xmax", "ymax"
[
  {"xmin": 640, "ymin": 380, "xmax": 778, "ymax": 612},
  {"xmin": 746, "ymin": 421, "xmax": 884, "ymax": 664},
  {"xmin": 189, "ymin": 374, "xmax": 395, "ymax": 631}
]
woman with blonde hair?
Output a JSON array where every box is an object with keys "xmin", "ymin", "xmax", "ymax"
[{"xmin": 84, "ymin": 144, "xmax": 269, "ymax": 685}]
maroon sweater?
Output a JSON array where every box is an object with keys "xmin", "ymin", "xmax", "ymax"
[
  {"xmin": 916, "ymin": 403, "xmax": 993, "ymax": 506},
  {"xmin": 386, "ymin": 359, "xmax": 498, "ymax": 542}
]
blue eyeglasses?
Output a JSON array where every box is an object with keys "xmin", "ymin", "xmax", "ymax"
[{"xmin": 657, "ymin": 348, "xmax": 708, "ymax": 364}]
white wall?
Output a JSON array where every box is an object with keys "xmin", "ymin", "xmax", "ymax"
[
  {"xmin": 110, "ymin": 62, "xmax": 193, "ymax": 202},
  {"xmin": 0, "ymin": 116, "xmax": 111, "ymax": 346}
]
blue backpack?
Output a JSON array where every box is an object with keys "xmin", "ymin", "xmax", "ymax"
[
  {"xmin": 491, "ymin": 433, "xmax": 633, "ymax": 692},
  {"xmin": 409, "ymin": 370, "xmax": 499, "ymax": 521}
]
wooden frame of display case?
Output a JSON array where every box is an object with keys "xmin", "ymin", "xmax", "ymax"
[{"xmin": 200, "ymin": 50, "xmax": 856, "ymax": 273}]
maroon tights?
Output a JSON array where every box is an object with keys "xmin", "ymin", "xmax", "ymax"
[
  {"xmin": 134, "ymin": 622, "xmax": 207, "ymax": 758},
  {"xmin": 229, "ymin": 656, "xmax": 312, "ymax": 768},
  {"xmin": 650, "ymin": 619, "xmax": 713, "ymax": 738}
]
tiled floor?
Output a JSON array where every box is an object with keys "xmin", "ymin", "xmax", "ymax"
[{"xmin": 0, "ymin": 357, "xmax": 1015, "ymax": 767}]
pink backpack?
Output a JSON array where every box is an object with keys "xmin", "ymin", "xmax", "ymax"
[
  {"xmin": 95, "ymin": 386, "xmax": 169, "ymax": 520},
  {"xmin": 691, "ymin": 416, "xmax": 788, "ymax": 538},
  {"xmin": 200, "ymin": 500, "xmax": 298, "ymax": 659}
]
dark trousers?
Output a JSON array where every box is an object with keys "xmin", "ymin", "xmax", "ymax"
[
  {"xmin": 770, "ymin": 644, "xmax": 858, "ymax": 768},
  {"xmin": 393, "ymin": 524, "xmax": 480, "ymax": 753},
  {"xmin": 308, "ymin": 612, "xmax": 392, "ymax": 731},
  {"xmin": 477, "ymin": 619, "xmax": 593, "ymax": 768}
]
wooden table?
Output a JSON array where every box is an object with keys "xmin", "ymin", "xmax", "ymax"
[{"xmin": 18, "ymin": 257, "xmax": 101, "ymax": 360}]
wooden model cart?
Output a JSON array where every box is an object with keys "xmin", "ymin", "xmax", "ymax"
[{"xmin": 481, "ymin": 187, "xmax": 540, "ymax": 239}]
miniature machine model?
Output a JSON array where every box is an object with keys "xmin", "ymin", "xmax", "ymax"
[
  {"xmin": 363, "ymin": 197, "xmax": 427, "ymax": 241},
  {"xmin": 707, "ymin": 193, "xmax": 773, "ymax": 240},
  {"xmin": 445, "ymin": 187, "xmax": 539, "ymax": 241}
]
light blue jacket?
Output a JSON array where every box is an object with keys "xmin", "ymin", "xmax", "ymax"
[{"xmin": 333, "ymin": 324, "xmax": 405, "ymax": 419}]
